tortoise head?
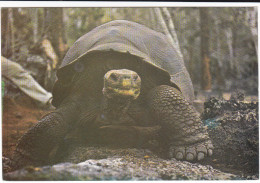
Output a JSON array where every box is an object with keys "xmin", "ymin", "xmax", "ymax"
[{"xmin": 103, "ymin": 69, "xmax": 141, "ymax": 100}]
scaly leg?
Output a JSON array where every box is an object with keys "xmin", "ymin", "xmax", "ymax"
[
  {"xmin": 10, "ymin": 101, "xmax": 81, "ymax": 170},
  {"xmin": 147, "ymin": 85, "xmax": 213, "ymax": 161}
]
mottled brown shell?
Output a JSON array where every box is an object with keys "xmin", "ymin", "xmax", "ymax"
[{"xmin": 52, "ymin": 20, "xmax": 194, "ymax": 107}]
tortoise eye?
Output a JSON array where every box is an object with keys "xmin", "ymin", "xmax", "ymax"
[
  {"xmin": 133, "ymin": 75, "xmax": 138, "ymax": 81},
  {"xmin": 110, "ymin": 73, "xmax": 118, "ymax": 81}
]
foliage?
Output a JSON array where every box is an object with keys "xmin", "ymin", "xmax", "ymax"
[{"xmin": 65, "ymin": 8, "xmax": 105, "ymax": 46}]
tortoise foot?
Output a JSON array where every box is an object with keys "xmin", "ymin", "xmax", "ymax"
[{"xmin": 169, "ymin": 139, "xmax": 213, "ymax": 161}]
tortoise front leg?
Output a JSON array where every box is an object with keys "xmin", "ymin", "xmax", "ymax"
[
  {"xmin": 11, "ymin": 101, "xmax": 81, "ymax": 170},
  {"xmin": 147, "ymin": 85, "xmax": 213, "ymax": 161}
]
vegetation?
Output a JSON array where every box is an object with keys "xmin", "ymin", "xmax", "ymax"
[{"xmin": 1, "ymin": 7, "xmax": 258, "ymax": 94}]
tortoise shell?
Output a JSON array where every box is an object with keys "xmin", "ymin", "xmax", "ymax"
[{"xmin": 52, "ymin": 20, "xmax": 194, "ymax": 107}]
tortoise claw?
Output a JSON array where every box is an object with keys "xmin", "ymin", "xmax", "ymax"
[{"xmin": 169, "ymin": 140, "xmax": 213, "ymax": 161}]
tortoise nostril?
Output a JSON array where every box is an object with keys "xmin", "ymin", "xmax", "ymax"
[
  {"xmin": 123, "ymin": 75, "xmax": 130, "ymax": 79},
  {"xmin": 110, "ymin": 73, "xmax": 118, "ymax": 81}
]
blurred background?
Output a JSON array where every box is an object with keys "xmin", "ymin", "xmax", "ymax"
[{"xmin": 1, "ymin": 7, "xmax": 258, "ymax": 97}]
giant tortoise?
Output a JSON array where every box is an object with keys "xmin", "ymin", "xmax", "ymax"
[{"xmin": 11, "ymin": 20, "xmax": 213, "ymax": 169}]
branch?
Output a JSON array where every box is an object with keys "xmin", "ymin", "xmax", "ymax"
[
  {"xmin": 154, "ymin": 8, "xmax": 183, "ymax": 59},
  {"xmin": 161, "ymin": 8, "xmax": 180, "ymax": 50}
]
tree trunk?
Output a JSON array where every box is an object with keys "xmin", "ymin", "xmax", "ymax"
[
  {"xmin": 161, "ymin": 7, "xmax": 182, "ymax": 59},
  {"xmin": 149, "ymin": 8, "xmax": 157, "ymax": 31},
  {"xmin": 44, "ymin": 8, "xmax": 67, "ymax": 64},
  {"xmin": 154, "ymin": 8, "xmax": 175, "ymax": 44},
  {"xmin": 8, "ymin": 8, "xmax": 15, "ymax": 59},
  {"xmin": 30, "ymin": 8, "xmax": 39, "ymax": 44},
  {"xmin": 200, "ymin": 8, "xmax": 212, "ymax": 91},
  {"xmin": 43, "ymin": 8, "xmax": 67, "ymax": 91},
  {"xmin": 214, "ymin": 16, "xmax": 225, "ymax": 88},
  {"xmin": 1, "ymin": 8, "xmax": 10, "ymax": 57},
  {"xmin": 231, "ymin": 10, "xmax": 241, "ymax": 78},
  {"xmin": 225, "ymin": 27, "xmax": 235, "ymax": 76},
  {"xmin": 246, "ymin": 7, "xmax": 258, "ymax": 56},
  {"xmin": 153, "ymin": 7, "xmax": 183, "ymax": 60}
]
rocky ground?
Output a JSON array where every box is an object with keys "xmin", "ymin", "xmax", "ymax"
[
  {"xmin": 200, "ymin": 92, "xmax": 259, "ymax": 179},
  {"xmin": 4, "ymin": 147, "xmax": 239, "ymax": 181},
  {"xmin": 2, "ymin": 91, "xmax": 259, "ymax": 180}
]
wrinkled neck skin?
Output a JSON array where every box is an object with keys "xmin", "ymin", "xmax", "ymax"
[{"xmin": 100, "ymin": 95, "xmax": 132, "ymax": 124}]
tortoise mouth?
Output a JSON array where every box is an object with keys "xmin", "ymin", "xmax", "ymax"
[{"xmin": 103, "ymin": 87, "xmax": 140, "ymax": 99}]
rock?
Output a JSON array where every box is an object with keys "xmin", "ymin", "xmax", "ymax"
[
  {"xmin": 4, "ymin": 147, "xmax": 240, "ymax": 181},
  {"xmin": 3, "ymin": 157, "xmax": 13, "ymax": 173},
  {"xmin": 201, "ymin": 95, "xmax": 259, "ymax": 178},
  {"xmin": 230, "ymin": 90, "xmax": 245, "ymax": 101}
]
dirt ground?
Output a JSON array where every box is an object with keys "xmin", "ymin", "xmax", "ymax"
[{"xmin": 2, "ymin": 94, "xmax": 53, "ymax": 159}]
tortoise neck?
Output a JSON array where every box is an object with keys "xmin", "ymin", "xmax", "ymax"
[{"xmin": 101, "ymin": 96, "xmax": 132, "ymax": 121}]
